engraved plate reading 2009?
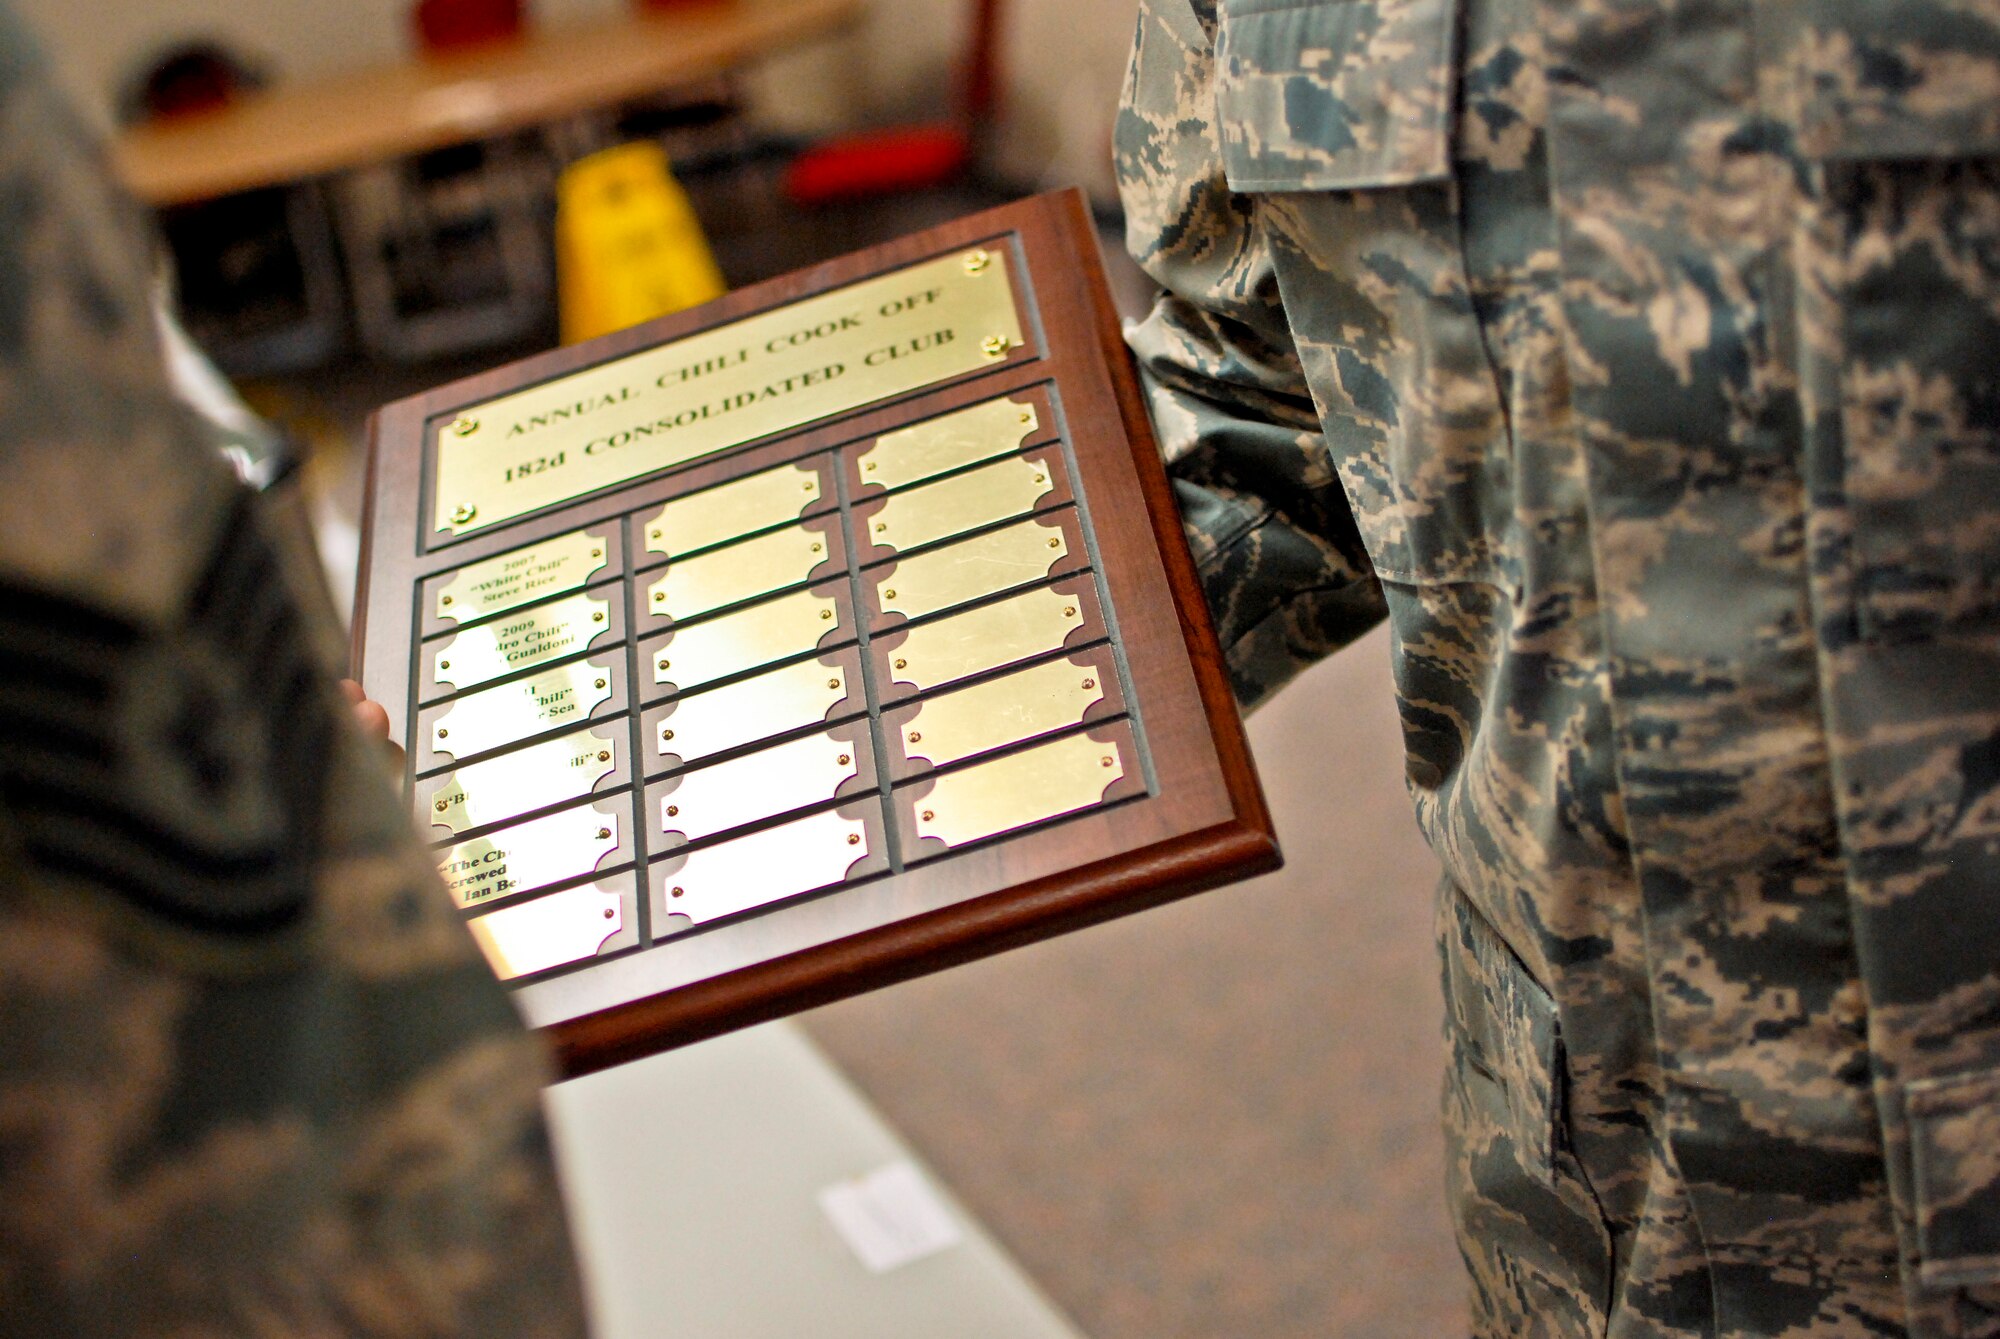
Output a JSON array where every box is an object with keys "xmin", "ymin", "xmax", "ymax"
[
  {"xmin": 879, "ymin": 516, "xmax": 1069, "ymax": 622},
  {"xmin": 469, "ymin": 884, "xmax": 624, "ymax": 980},
  {"xmin": 429, "ymin": 728, "xmax": 620, "ymax": 835},
  {"xmin": 915, "ymin": 730, "xmax": 1124, "ymax": 848},
  {"xmin": 432, "ymin": 661, "xmax": 615, "ymax": 761},
  {"xmin": 902, "ymin": 659, "xmax": 1103, "ymax": 768},
  {"xmin": 438, "ymin": 807, "xmax": 621, "ymax": 908},
  {"xmin": 435, "ymin": 591, "xmax": 612, "ymax": 692},
  {"xmin": 653, "ymin": 587, "xmax": 841, "ymax": 692},
  {"xmin": 643, "ymin": 462, "xmax": 822, "ymax": 558},
  {"xmin": 435, "ymin": 528, "xmax": 608, "ymax": 623},
  {"xmin": 889, "ymin": 585, "xmax": 1085, "ymax": 690},
  {"xmin": 861, "ymin": 397, "xmax": 1039, "ymax": 490},
  {"xmin": 434, "ymin": 248, "xmax": 1025, "ymax": 537},
  {"xmin": 660, "ymin": 808, "xmax": 869, "ymax": 926}
]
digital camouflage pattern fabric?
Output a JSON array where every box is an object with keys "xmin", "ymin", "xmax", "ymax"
[
  {"xmin": 1119, "ymin": 0, "xmax": 2000, "ymax": 1334},
  {"xmin": 0, "ymin": 11, "xmax": 589, "ymax": 1336}
]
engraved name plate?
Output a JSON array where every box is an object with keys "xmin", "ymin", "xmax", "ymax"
[
  {"xmin": 647, "ymin": 524, "xmax": 833, "ymax": 623},
  {"xmin": 656, "ymin": 656, "xmax": 855, "ymax": 767},
  {"xmin": 656, "ymin": 808, "xmax": 869, "ymax": 926},
  {"xmin": 900, "ymin": 659, "xmax": 1106, "ymax": 769},
  {"xmin": 913, "ymin": 730, "xmax": 1126, "ymax": 848},
  {"xmin": 859, "ymin": 396, "xmax": 1040, "ymax": 490},
  {"xmin": 435, "ymin": 528, "xmax": 610, "ymax": 623},
  {"xmin": 876, "ymin": 515, "xmax": 1071, "ymax": 622},
  {"xmin": 887, "ymin": 585, "xmax": 1086, "ymax": 690},
  {"xmin": 437, "ymin": 806, "xmax": 622, "ymax": 908},
  {"xmin": 468, "ymin": 883, "xmax": 625, "ymax": 980},
  {"xmin": 868, "ymin": 453, "xmax": 1052, "ymax": 554},
  {"xmin": 641, "ymin": 460, "xmax": 824, "ymax": 558},
  {"xmin": 433, "ymin": 247, "xmax": 1026, "ymax": 537},
  {"xmin": 433, "ymin": 591, "xmax": 616, "ymax": 694},
  {"xmin": 427, "ymin": 727, "xmax": 621, "ymax": 835},
  {"xmin": 657, "ymin": 732, "xmax": 860, "ymax": 844},
  {"xmin": 429, "ymin": 659, "xmax": 617, "ymax": 762},
  {"xmin": 650, "ymin": 586, "xmax": 844, "ymax": 693}
]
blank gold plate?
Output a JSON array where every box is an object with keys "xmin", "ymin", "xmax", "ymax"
[
  {"xmin": 647, "ymin": 525, "xmax": 831, "ymax": 622},
  {"xmin": 656, "ymin": 808, "xmax": 869, "ymax": 926},
  {"xmin": 656, "ymin": 732, "xmax": 860, "ymax": 844},
  {"xmin": 886, "ymin": 585, "xmax": 1086, "ymax": 690},
  {"xmin": 641, "ymin": 460, "xmax": 823, "ymax": 558},
  {"xmin": 858, "ymin": 396, "xmax": 1040, "ymax": 491},
  {"xmin": 900, "ymin": 658, "xmax": 1105, "ymax": 769},
  {"xmin": 868, "ymin": 453, "xmax": 1051, "ymax": 554},
  {"xmin": 469, "ymin": 883, "xmax": 625, "ymax": 980},
  {"xmin": 913, "ymin": 730, "xmax": 1124, "ymax": 849},
  {"xmin": 876, "ymin": 515, "xmax": 1070, "ymax": 622},
  {"xmin": 656, "ymin": 657, "xmax": 853, "ymax": 766},
  {"xmin": 650, "ymin": 587, "xmax": 842, "ymax": 693}
]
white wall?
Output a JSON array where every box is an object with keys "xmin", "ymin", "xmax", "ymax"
[{"xmin": 16, "ymin": 0, "xmax": 1136, "ymax": 203}]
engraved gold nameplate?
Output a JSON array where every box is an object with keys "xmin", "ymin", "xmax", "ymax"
[
  {"xmin": 433, "ymin": 248, "xmax": 1026, "ymax": 537},
  {"xmin": 429, "ymin": 728, "xmax": 620, "ymax": 835},
  {"xmin": 877, "ymin": 516, "xmax": 1070, "ymax": 622},
  {"xmin": 647, "ymin": 524, "xmax": 831, "ymax": 622},
  {"xmin": 658, "ymin": 733, "xmax": 859, "ymax": 843},
  {"xmin": 435, "ymin": 529, "xmax": 609, "ymax": 623},
  {"xmin": 889, "ymin": 585, "xmax": 1086, "ymax": 690},
  {"xmin": 431, "ymin": 661, "xmax": 616, "ymax": 762},
  {"xmin": 434, "ymin": 591, "xmax": 615, "ymax": 693},
  {"xmin": 658, "ymin": 808, "xmax": 868, "ymax": 926},
  {"xmin": 869, "ymin": 454, "xmax": 1051, "ymax": 554},
  {"xmin": 642, "ymin": 462, "xmax": 823, "ymax": 558},
  {"xmin": 902, "ymin": 659, "xmax": 1105, "ymax": 768},
  {"xmin": 437, "ymin": 807, "xmax": 621, "ymax": 908},
  {"xmin": 860, "ymin": 397, "xmax": 1040, "ymax": 490},
  {"xmin": 915, "ymin": 730, "xmax": 1124, "ymax": 848},
  {"xmin": 657, "ymin": 658, "xmax": 852, "ymax": 765},
  {"xmin": 468, "ymin": 884, "xmax": 624, "ymax": 980},
  {"xmin": 651, "ymin": 587, "xmax": 842, "ymax": 692}
]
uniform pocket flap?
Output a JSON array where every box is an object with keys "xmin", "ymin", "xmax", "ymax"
[
  {"xmin": 1215, "ymin": 0, "xmax": 1457, "ymax": 191},
  {"xmin": 1906, "ymin": 1066, "xmax": 2000, "ymax": 1289},
  {"xmin": 1796, "ymin": 1, "xmax": 2000, "ymax": 161}
]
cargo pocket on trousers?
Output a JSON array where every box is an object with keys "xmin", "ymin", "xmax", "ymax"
[
  {"xmin": 1438, "ymin": 880, "xmax": 1613, "ymax": 1333},
  {"xmin": 1214, "ymin": 0, "xmax": 1520, "ymax": 592},
  {"xmin": 1907, "ymin": 1068, "xmax": 2000, "ymax": 1291}
]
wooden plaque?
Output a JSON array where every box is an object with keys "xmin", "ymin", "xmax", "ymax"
[{"xmin": 357, "ymin": 190, "xmax": 1278, "ymax": 1077}]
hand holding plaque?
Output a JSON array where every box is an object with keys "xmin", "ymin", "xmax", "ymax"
[{"xmin": 355, "ymin": 191, "xmax": 1276, "ymax": 1072}]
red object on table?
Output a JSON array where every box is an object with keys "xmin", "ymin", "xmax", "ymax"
[{"xmin": 413, "ymin": 0, "xmax": 524, "ymax": 52}]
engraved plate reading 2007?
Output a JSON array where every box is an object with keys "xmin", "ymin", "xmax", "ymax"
[
  {"xmin": 469, "ymin": 884, "xmax": 624, "ymax": 980},
  {"xmin": 915, "ymin": 730, "xmax": 1124, "ymax": 848},
  {"xmin": 435, "ymin": 528, "xmax": 608, "ymax": 623},
  {"xmin": 878, "ymin": 516, "xmax": 1069, "ymax": 622},
  {"xmin": 432, "ymin": 661, "xmax": 615, "ymax": 761},
  {"xmin": 434, "ymin": 248, "xmax": 1025, "ymax": 537},
  {"xmin": 435, "ymin": 591, "xmax": 612, "ymax": 692},
  {"xmin": 659, "ymin": 658, "xmax": 852, "ymax": 766},
  {"xmin": 871, "ymin": 453, "xmax": 1050, "ymax": 554},
  {"xmin": 660, "ymin": 733, "xmax": 859, "ymax": 843},
  {"xmin": 653, "ymin": 587, "xmax": 841, "ymax": 692},
  {"xmin": 902, "ymin": 659, "xmax": 1104, "ymax": 768},
  {"xmin": 643, "ymin": 462, "xmax": 822, "ymax": 558},
  {"xmin": 861, "ymin": 397, "xmax": 1039, "ymax": 490},
  {"xmin": 660, "ymin": 808, "xmax": 868, "ymax": 926},
  {"xmin": 430, "ymin": 728, "xmax": 619, "ymax": 835},
  {"xmin": 648, "ymin": 525, "xmax": 828, "ymax": 622},
  {"xmin": 889, "ymin": 585, "xmax": 1085, "ymax": 690},
  {"xmin": 438, "ymin": 807, "xmax": 621, "ymax": 908}
]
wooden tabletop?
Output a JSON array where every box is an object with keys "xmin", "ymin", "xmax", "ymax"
[{"xmin": 115, "ymin": 0, "xmax": 862, "ymax": 207}]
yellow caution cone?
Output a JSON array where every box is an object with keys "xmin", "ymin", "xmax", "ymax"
[{"xmin": 556, "ymin": 141, "xmax": 727, "ymax": 345}]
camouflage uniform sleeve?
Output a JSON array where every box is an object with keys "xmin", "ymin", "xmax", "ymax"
[
  {"xmin": 0, "ymin": 12, "xmax": 589, "ymax": 1336},
  {"xmin": 1116, "ymin": 0, "xmax": 1385, "ymax": 711}
]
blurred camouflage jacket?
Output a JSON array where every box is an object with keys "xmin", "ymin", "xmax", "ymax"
[
  {"xmin": 0, "ymin": 12, "xmax": 589, "ymax": 1337},
  {"xmin": 1121, "ymin": 0, "xmax": 2000, "ymax": 1333}
]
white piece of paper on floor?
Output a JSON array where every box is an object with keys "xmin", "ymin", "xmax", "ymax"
[{"xmin": 818, "ymin": 1161, "xmax": 965, "ymax": 1273}]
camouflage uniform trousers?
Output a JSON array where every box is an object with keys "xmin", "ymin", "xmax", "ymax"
[
  {"xmin": 1120, "ymin": 0, "xmax": 2000, "ymax": 1334},
  {"xmin": 0, "ymin": 10, "xmax": 590, "ymax": 1335}
]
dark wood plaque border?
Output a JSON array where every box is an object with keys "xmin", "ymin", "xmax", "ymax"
[{"xmin": 358, "ymin": 190, "xmax": 1278, "ymax": 1078}]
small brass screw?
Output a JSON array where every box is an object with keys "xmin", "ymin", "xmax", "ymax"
[
  {"xmin": 875, "ymin": 523, "xmax": 887, "ymax": 533},
  {"xmin": 828, "ymin": 678, "xmax": 840, "ymax": 689},
  {"xmin": 658, "ymin": 659, "xmax": 671, "ymax": 671},
  {"xmin": 811, "ymin": 541, "xmax": 823, "ymax": 552},
  {"xmin": 435, "ymin": 799, "xmax": 448, "ymax": 812},
  {"xmin": 449, "ymin": 416, "xmax": 478, "ymax": 436},
  {"xmin": 451, "ymin": 502, "xmax": 478, "ymax": 525},
  {"xmin": 437, "ymin": 727, "xmax": 449, "ymax": 738},
  {"xmin": 1101, "ymin": 756, "xmax": 1114, "ymax": 767},
  {"xmin": 865, "ymin": 461, "xmax": 877, "ymax": 472},
  {"xmin": 603, "ymin": 907, "xmax": 615, "ymax": 919},
  {"xmin": 597, "ymin": 750, "xmax": 610, "ymax": 761},
  {"xmin": 593, "ymin": 611, "xmax": 605, "ymax": 622},
  {"xmin": 440, "ymin": 660, "xmax": 451, "ymax": 671},
  {"xmin": 597, "ymin": 827, "xmax": 611, "ymax": 840},
  {"xmin": 894, "ymin": 657, "xmax": 908, "ymax": 670},
  {"xmin": 964, "ymin": 249, "xmax": 992, "ymax": 274},
  {"xmin": 847, "ymin": 833, "xmax": 861, "ymax": 845},
  {"xmin": 838, "ymin": 753, "xmax": 851, "ymax": 765},
  {"xmin": 1034, "ymin": 473, "xmax": 1046, "ymax": 484},
  {"xmin": 652, "ymin": 528, "xmax": 663, "ymax": 540},
  {"xmin": 803, "ymin": 480, "xmax": 815, "ymax": 492},
  {"xmin": 883, "ymin": 588, "xmax": 897, "ymax": 600},
  {"xmin": 1082, "ymin": 678, "xmax": 1096, "ymax": 690},
  {"xmin": 662, "ymin": 728, "xmax": 675, "ymax": 741},
  {"xmin": 820, "ymin": 609, "xmax": 834, "ymax": 621},
  {"xmin": 1047, "ymin": 537, "xmax": 1060, "ymax": 549},
  {"xmin": 981, "ymin": 334, "xmax": 1012, "ymax": 358},
  {"xmin": 667, "ymin": 804, "xmax": 680, "ymax": 817},
  {"xmin": 441, "ymin": 594, "xmax": 454, "ymax": 606},
  {"xmin": 1064, "ymin": 606, "xmax": 1076, "ymax": 616},
  {"xmin": 908, "ymin": 731, "xmax": 922, "ymax": 743},
  {"xmin": 921, "ymin": 809, "xmax": 935, "ymax": 821},
  {"xmin": 1019, "ymin": 410, "xmax": 1033, "ymax": 424},
  {"xmin": 595, "ymin": 678, "xmax": 607, "ymax": 689},
  {"xmin": 654, "ymin": 591, "xmax": 666, "ymax": 602},
  {"xmin": 671, "ymin": 886, "xmax": 684, "ymax": 897},
  {"xmin": 592, "ymin": 548, "xmax": 602, "ymax": 558}
]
